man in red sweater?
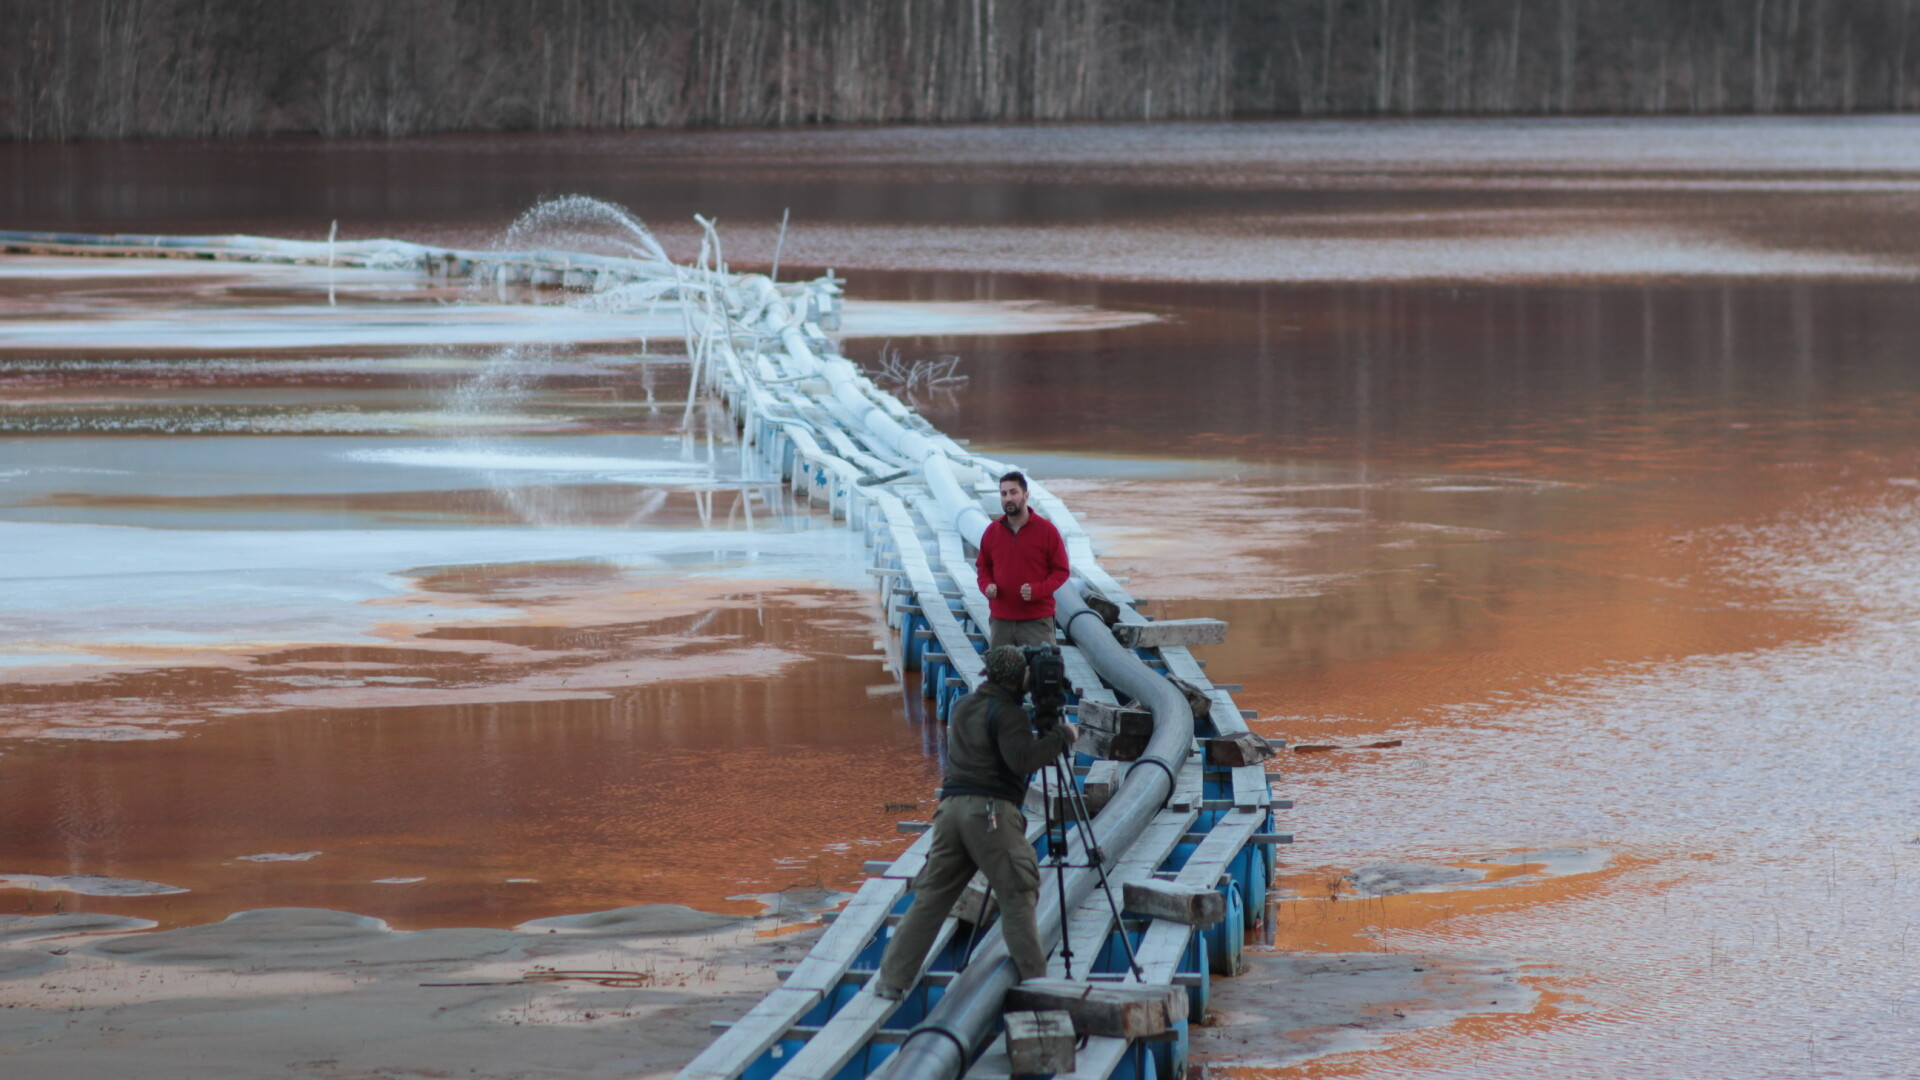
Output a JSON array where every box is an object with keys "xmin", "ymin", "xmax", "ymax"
[{"xmin": 975, "ymin": 470, "xmax": 1070, "ymax": 648}]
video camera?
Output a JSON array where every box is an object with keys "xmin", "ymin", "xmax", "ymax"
[{"xmin": 1020, "ymin": 644, "xmax": 1069, "ymax": 729}]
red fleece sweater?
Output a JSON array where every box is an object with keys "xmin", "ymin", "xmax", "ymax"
[{"xmin": 975, "ymin": 511, "xmax": 1071, "ymax": 620}]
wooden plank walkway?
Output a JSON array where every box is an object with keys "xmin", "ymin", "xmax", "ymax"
[{"xmin": 769, "ymin": 918, "xmax": 964, "ymax": 1080}]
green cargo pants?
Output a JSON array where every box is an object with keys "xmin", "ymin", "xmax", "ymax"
[
  {"xmin": 988, "ymin": 616, "xmax": 1054, "ymax": 649},
  {"xmin": 874, "ymin": 793, "xmax": 1045, "ymax": 995}
]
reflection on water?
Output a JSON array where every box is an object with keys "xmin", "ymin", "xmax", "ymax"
[
  {"xmin": 876, "ymin": 278, "xmax": 1920, "ymax": 469},
  {"xmin": 0, "ymin": 593, "xmax": 937, "ymax": 930}
]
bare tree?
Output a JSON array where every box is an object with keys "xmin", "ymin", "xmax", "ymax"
[{"xmin": 6, "ymin": 0, "xmax": 1920, "ymax": 141}]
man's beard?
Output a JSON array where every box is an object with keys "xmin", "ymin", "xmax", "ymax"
[{"xmin": 1003, "ymin": 500, "xmax": 1021, "ymax": 516}]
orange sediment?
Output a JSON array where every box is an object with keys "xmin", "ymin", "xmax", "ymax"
[{"xmin": 1266, "ymin": 854, "xmax": 1649, "ymax": 955}]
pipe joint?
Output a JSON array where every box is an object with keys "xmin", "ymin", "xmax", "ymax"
[
  {"xmin": 896, "ymin": 1024, "xmax": 971, "ymax": 1080},
  {"xmin": 1125, "ymin": 754, "xmax": 1178, "ymax": 793},
  {"xmin": 1062, "ymin": 607, "xmax": 1107, "ymax": 645}
]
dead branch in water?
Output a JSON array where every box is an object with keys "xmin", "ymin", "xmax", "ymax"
[{"xmin": 866, "ymin": 344, "xmax": 967, "ymax": 412}]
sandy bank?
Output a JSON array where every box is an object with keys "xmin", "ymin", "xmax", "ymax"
[{"xmin": 0, "ymin": 903, "xmax": 820, "ymax": 1080}]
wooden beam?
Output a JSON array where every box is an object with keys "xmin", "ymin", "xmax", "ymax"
[
  {"xmin": 1111, "ymin": 618, "xmax": 1227, "ymax": 649},
  {"xmin": 1072, "ymin": 724, "xmax": 1147, "ymax": 762},
  {"xmin": 1075, "ymin": 699, "xmax": 1153, "ymax": 735},
  {"xmin": 1122, "ymin": 880, "xmax": 1226, "ymax": 928},
  {"xmin": 1166, "ymin": 676, "xmax": 1218, "ymax": 720},
  {"xmin": 1205, "ymin": 731, "xmax": 1278, "ymax": 768},
  {"xmin": 1079, "ymin": 590, "xmax": 1121, "ymax": 627},
  {"xmin": 1073, "ymin": 698, "xmax": 1152, "ymax": 761},
  {"xmin": 1081, "ymin": 760, "xmax": 1122, "ymax": 814},
  {"xmin": 1003, "ymin": 978, "xmax": 1188, "ymax": 1039},
  {"xmin": 1004, "ymin": 1011, "xmax": 1077, "ymax": 1074}
]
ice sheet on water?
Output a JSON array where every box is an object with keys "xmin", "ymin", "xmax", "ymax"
[
  {"xmin": 779, "ymin": 223, "xmax": 1912, "ymax": 284},
  {"xmin": 340, "ymin": 446, "xmax": 713, "ymax": 483},
  {"xmin": 0, "ymin": 298, "xmax": 1154, "ymax": 349},
  {"xmin": 0, "ymin": 257, "xmax": 1155, "ymax": 347},
  {"xmin": 0, "ymin": 256, "xmax": 419, "ymax": 282},
  {"xmin": 0, "ymin": 435, "xmax": 703, "ymax": 499},
  {"xmin": 0, "ymin": 518, "xmax": 869, "ymax": 660},
  {"xmin": 0, "ymin": 874, "xmax": 187, "ymax": 896},
  {"xmin": 0, "ymin": 302, "xmax": 684, "ymax": 351}
]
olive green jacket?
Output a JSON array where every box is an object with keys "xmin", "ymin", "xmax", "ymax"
[{"xmin": 940, "ymin": 680, "xmax": 1069, "ymax": 804}]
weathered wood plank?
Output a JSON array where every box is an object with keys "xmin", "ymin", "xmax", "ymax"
[
  {"xmin": 1111, "ymin": 618, "xmax": 1227, "ymax": 649},
  {"xmin": 1130, "ymin": 918, "xmax": 1193, "ymax": 988},
  {"xmin": 1081, "ymin": 759, "xmax": 1122, "ymax": 814},
  {"xmin": 870, "ymin": 819, "xmax": 940, "ymax": 882},
  {"xmin": 1052, "ymin": 1036, "xmax": 1129, "ymax": 1080},
  {"xmin": 874, "ymin": 493, "xmax": 983, "ymax": 689},
  {"xmin": 769, "ymin": 918, "xmax": 964, "ymax": 1080},
  {"xmin": 1166, "ymin": 676, "xmax": 1219, "ymax": 722},
  {"xmin": 1123, "ymin": 880, "xmax": 1226, "ymax": 928},
  {"xmin": 781, "ymin": 874, "xmax": 912, "ymax": 992},
  {"xmin": 1005, "ymin": 1011, "xmax": 1077, "ymax": 1074},
  {"xmin": 1175, "ymin": 809, "xmax": 1264, "ymax": 891},
  {"xmin": 1154, "ymin": 648, "xmax": 1249, "ymax": 737},
  {"xmin": 1125, "ymin": 806, "xmax": 1266, "ymax": 989},
  {"xmin": 1026, "ymin": 767, "xmax": 1089, "ymax": 821},
  {"xmin": 1072, "ymin": 723, "xmax": 1148, "ymax": 762},
  {"xmin": 1205, "ymin": 731, "xmax": 1278, "ymax": 768},
  {"xmin": 1077, "ymin": 698, "xmax": 1154, "ymax": 735},
  {"xmin": 1047, "ymin": 803, "xmax": 1198, "ymax": 980},
  {"xmin": 675, "ymin": 987, "xmax": 826, "ymax": 1080},
  {"xmin": 1168, "ymin": 749, "xmax": 1204, "ymax": 811},
  {"xmin": 1003, "ymin": 978, "xmax": 1187, "ymax": 1038},
  {"xmin": 1057, "ymin": 644, "xmax": 1110, "ymax": 702},
  {"xmin": 1231, "ymin": 763, "xmax": 1273, "ymax": 811}
]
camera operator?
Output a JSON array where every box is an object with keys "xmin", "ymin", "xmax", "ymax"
[
  {"xmin": 871, "ymin": 645, "xmax": 1078, "ymax": 1000},
  {"xmin": 976, "ymin": 470, "xmax": 1070, "ymax": 649}
]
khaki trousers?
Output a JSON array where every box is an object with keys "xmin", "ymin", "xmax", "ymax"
[
  {"xmin": 875, "ymin": 794, "xmax": 1046, "ymax": 994},
  {"xmin": 988, "ymin": 616, "xmax": 1054, "ymax": 649}
]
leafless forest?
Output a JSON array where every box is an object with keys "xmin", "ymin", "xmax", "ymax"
[{"xmin": 7, "ymin": 0, "xmax": 1920, "ymax": 140}]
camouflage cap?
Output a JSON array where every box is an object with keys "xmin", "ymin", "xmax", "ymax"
[{"xmin": 983, "ymin": 644, "xmax": 1027, "ymax": 689}]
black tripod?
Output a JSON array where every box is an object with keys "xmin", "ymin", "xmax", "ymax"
[{"xmin": 1040, "ymin": 740, "xmax": 1144, "ymax": 981}]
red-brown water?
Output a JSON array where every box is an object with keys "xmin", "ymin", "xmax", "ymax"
[{"xmin": 6, "ymin": 119, "xmax": 1920, "ymax": 1077}]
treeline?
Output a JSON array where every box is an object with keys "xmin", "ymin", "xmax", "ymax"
[{"xmin": 7, "ymin": 0, "xmax": 1920, "ymax": 141}]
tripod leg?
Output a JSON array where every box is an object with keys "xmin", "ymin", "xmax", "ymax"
[
  {"xmin": 1046, "ymin": 760, "xmax": 1076, "ymax": 979},
  {"xmin": 1058, "ymin": 754, "xmax": 1146, "ymax": 979}
]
